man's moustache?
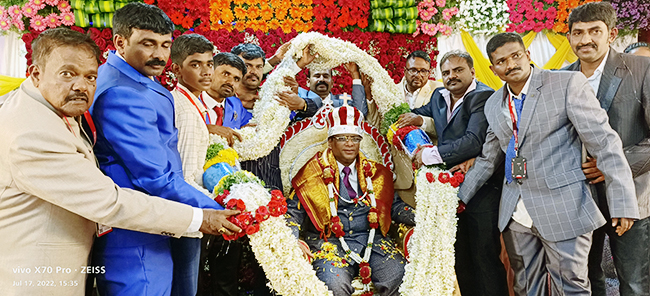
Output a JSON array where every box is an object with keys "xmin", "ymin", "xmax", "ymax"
[
  {"xmin": 577, "ymin": 43, "xmax": 597, "ymax": 51},
  {"xmin": 65, "ymin": 93, "xmax": 88, "ymax": 102},
  {"xmin": 505, "ymin": 67, "xmax": 522, "ymax": 76},
  {"xmin": 316, "ymin": 81, "xmax": 328, "ymax": 87},
  {"xmin": 145, "ymin": 59, "xmax": 166, "ymax": 67},
  {"xmin": 246, "ymin": 73, "xmax": 260, "ymax": 81},
  {"xmin": 446, "ymin": 79, "xmax": 461, "ymax": 85}
]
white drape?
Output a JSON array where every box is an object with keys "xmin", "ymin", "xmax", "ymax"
[{"xmin": 0, "ymin": 31, "xmax": 27, "ymax": 78}]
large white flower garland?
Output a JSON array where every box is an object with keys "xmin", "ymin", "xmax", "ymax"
[
  {"xmin": 232, "ymin": 32, "xmax": 403, "ymax": 161},
  {"xmin": 224, "ymin": 182, "xmax": 331, "ymax": 296},
  {"xmin": 400, "ymin": 167, "xmax": 459, "ymax": 296}
]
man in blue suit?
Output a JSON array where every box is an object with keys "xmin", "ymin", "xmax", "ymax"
[
  {"xmin": 90, "ymin": 3, "xmax": 239, "ymax": 295},
  {"xmin": 198, "ymin": 52, "xmax": 250, "ymax": 147},
  {"xmin": 400, "ymin": 50, "xmax": 508, "ymax": 296}
]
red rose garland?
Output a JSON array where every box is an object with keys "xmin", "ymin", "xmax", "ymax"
[{"xmin": 215, "ymin": 189, "xmax": 288, "ymax": 240}]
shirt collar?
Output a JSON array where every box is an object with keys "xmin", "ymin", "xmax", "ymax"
[
  {"xmin": 201, "ymin": 91, "xmax": 225, "ymax": 109},
  {"xmin": 116, "ymin": 51, "xmax": 155, "ymax": 81},
  {"xmin": 337, "ymin": 159, "xmax": 357, "ymax": 176},
  {"xmin": 507, "ymin": 70, "xmax": 533, "ymax": 99},
  {"xmin": 439, "ymin": 79, "xmax": 477, "ymax": 102},
  {"xmin": 584, "ymin": 50, "xmax": 609, "ymax": 79}
]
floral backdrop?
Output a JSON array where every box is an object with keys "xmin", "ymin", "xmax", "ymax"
[{"xmin": 1, "ymin": 0, "xmax": 649, "ymax": 86}]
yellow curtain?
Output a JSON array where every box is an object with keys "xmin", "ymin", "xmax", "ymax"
[
  {"xmin": 0, "ymin": 75, "xmax": 25, "ymax": 96},
  {"xmin": 543, "ymin": 32, "xmax": 577, "ymax": 70},
  {"xmin": 522, "ymin": 31, "xmax": 537, "ymax": 48},
  {"xmin": 460, "ymin": 30, "xmax": 503, "ymax": 90}
]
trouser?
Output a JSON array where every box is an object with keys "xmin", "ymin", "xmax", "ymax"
[
  {"xmin": 170, "ymin": 237, "xmax": 201, "ymax": 296},
  {"xmin": 503, "ymin": 220, "xmax": 592, "ymax": 296}
]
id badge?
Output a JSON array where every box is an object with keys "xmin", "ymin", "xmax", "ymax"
[
  {"xmin": 97, "ymin": 224, "xmax": 113, "ymax": 237},
  {"xmin": 511, "ymin": 155, "xmax": 527, "ymax": 181}
]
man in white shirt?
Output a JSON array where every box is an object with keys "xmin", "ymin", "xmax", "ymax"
[
  {"xmin": 564, "ymin": 3, "xmax": 650, "ymax": 295},
  {"xmin": 398, "ymin": 50, "xmax": 442, "ymax": 137}
]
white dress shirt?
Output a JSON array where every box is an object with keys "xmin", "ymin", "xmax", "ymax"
[
  {"xmin": 585, "ymin": 50, "xmax": 609, "ymax": 94},
  {"xmin": 421, "ymin": 79, "xmax": 477, "ymax": 165}
]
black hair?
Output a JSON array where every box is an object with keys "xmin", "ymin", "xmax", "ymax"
[
  {"xmin": 171, "ymin": 34, "xmax": 214, "ymax": 65},
  {"xmin": 624, "ymin": 42, "xmax": 650, "ymax": 54},
  {"xmin": 213, "ymin": 52, "xmax": 247, "ymax": 76},
  {"xmin": 486, "ymin": 32, "xmax": 526, "ymax": 63},
  {"xmin": 112, "ymin": 2, "xmax": 174, "ymax": 39},
  {"xmin": 568, "ymin": 2, "xmax": 617, "ymax": 32},
  {"xmin": 231, "ymin": 43, "xmax": 266, "ymax": 65},
  {"xmin": 439, "ymin": 50, "xmax": 474, "ymax": 69},
  {"xmin": 406, "ymin": 50, "xmax": 431, "ymax": 63},
  {"xmin": 32, "ymin": 27, "xmax": 101, "ymax": 67}
]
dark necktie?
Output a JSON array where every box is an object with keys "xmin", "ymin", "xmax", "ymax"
[
  {"xmin": 505, "ymin": 94, "xmax": 525, "ymax": 184},
  {"xmin": 214, "ymin": 105, "xmax": 224, "ymax": 126},
  {"xmin": 342, "ymin": 166, "xmax": 357, "ymax": 200}
]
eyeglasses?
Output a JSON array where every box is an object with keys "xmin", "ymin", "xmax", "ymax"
[
  {"xmin": 333, "ymin": 135, "xmax": 363, "ymax": 143},
  {"xmin": 406, "ymin": 68, "xmax": 430, "ymax": 76}
]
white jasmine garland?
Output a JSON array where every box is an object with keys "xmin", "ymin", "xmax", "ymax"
[
  {"xmin": 232, "ymin": 32, "xmax": 403, "ymax": 161},
  {"xmin": 400, "ymin": 167, "xmax": 459, "ymax": 296}
]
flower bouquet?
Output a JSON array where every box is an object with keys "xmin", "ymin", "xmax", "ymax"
[
  {"xmin": 381, "ymin": 103, "xmax": 433, "ymax": 157},
  {"xmin": 400, "ymin": 165, "xmax": 464, "ymax": 296},
  {"xmin": 203, "ymin": 141, "xmax": 240, "ymax": 193}
]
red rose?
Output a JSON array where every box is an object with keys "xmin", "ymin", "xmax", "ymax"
[
  {"xmin": 22, "ymin": 33, "xmax": 35, "ymax": 46},
  {"xmin": 255, "ymin": 206, "xmax": 270, "ymax": 222},
  {"xmin": 101, "ymin": 28, "xmax": 112, "ymax": 40},
  {"xmin": 94, "ymin": 38, "xmax": 107, "ymax": 51},
  {"xmin": 268, "ymin": 200, "xmax": 283, "ymax": 217},
  {"xmin": 237, "ymin": 212, "xmax": 253, "ymax": 227},
  {"xmin": 330, "ymin": 216, "xmax": 345, "ymax": 237},
  {"xmin": 449, "ymin": 178, "xmax": 460, "ymax": 188},
  {"xmin": 457, "ymin": 201, "xmax": 466, "ymax": 214},
  {"xmin": 426, "ymin": 172, "xmax": 435, "ymax": 183},
  {"xmin": 226, "ymin": 199, "xmax": 238, "ymax": 210},
  {"xmin": 70, "ymin": 26, "xmax": 85, "ymax": 33},
  {"xmin": 88, "ymin": 27, "xmax": 101, "ymax": 40},
  {"xmin": 438, "ymin": 172, "xmax": 450, "ymax": 183},
  {"xmin": 453, "ymin": 171, "xmax": 464, "ymax": 183},
  {"xmin": 245, "ymin": 223, "xmax": 260, "ymax": 235},
  {"xmin": 359, "ymin": 262, "xmax": 372, "ymax": 284}
]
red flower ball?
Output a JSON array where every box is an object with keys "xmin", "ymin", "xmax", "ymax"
[
  {"xmin": 453, "ymin": 171, "xmax": 464, "ymax": 183},
  {"xmin": 359, "ymin": 262, "xmax": 372, "ymax": 284},
  {"xmin": 245, "ymin": 223, "xmax": 260, "ymax": 235},
  {"xmin": 438, "ymin": 172, "xmax": 450, "ymax": 183},
  {"xmin": 255, "ymin": 206, "xmax": 270, "ymax": 222},
  {"xmin": 330, "ymin": 216, "xmax": 345, "ymax": 237}
]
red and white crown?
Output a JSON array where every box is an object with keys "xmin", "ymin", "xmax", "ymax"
[{"xmin": 327, "ymin": 105, "xmax": 363, "ymax": 137}]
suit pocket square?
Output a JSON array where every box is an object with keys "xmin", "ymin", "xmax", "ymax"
[{"xmin": 545, "ymin": 168, "xmax": 586, "ymax": 189}]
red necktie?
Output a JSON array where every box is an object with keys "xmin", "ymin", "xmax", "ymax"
[{"xmin": 214, "ymin": 105, "xmax": 224, "ymax": 126}]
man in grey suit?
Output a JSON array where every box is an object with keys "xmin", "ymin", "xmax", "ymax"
[
  {"xmin": 564, "ymin": 2, "xmax": 650, "ymax": 296},
  {"xmin": 459, "ymin": 32, "xmax": 639, "ymax": 296}
]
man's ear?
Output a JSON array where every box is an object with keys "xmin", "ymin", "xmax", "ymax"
[
  {"xmin": 170, "ymin": 63, "xmax": 181, "ymax": 76},
  {"xmin": 113, "ymin": 34, "xmax": 127, "ymax": 56},
  {"xmin": 28, "ymin": 64, "xmax": 42, "ymax": 87},
  {"xmin": 608, "ymin": 27, "xmax": 619, "ymax": 44},
  {"xmin": 489, "ymin": 65, "xmax": 497, "ymax": 76}
]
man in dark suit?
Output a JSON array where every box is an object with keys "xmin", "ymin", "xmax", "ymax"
[
  {"xmin": 399, "ymin": 50, "xmax": 508, "ymax": 296},
  {"xmin": 564, "ymin": 3, "xmax": 650, "ymax": 296}
]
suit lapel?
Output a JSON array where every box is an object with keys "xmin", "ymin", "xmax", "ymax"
[
  {"xmin": 517, "ymin": 67, "xmax": 542, "ymax": 141},
  {"xmin": 493, "ymin": 89, "xmax": 512, "ymax": 139},
  {"xmin": 597, "ymin": 49, "xmax": 623, "ymax": 112},
  {"xmin": 436, "ymin": 93, "xmax": 449, "ymax": 131}
]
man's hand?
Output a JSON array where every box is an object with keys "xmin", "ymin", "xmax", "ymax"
[
  {"xmin": 582, "ymin": 156, "xmax": 604, "ymax": 184},
  {"xmin": 268, "ymin": 41, "xmax": 292, "ymax": 67},
  {"xmin": 275, "ymin": 90, "xmax": 306, "ymax": 111},
  {"xmin": 296, "ymin": 44, "xmax": 316, "ymax": 69},
  {"xmin": 397, "ymin": 113, "xmax": 424, "ymax": 128},
  {"xmin": 612, "ymin": 218, "xmax": 635, "ymax": 236},
  {"xmin": 343, "ymin": 62, "xmax": 361, "ymax": 80},
  {"xmin": 207, "ymin": 125, "xmax": 243, "ymax": 146},
  {"xmin": 412, "ymin": 144, "xmax": 425, "ymax": 169},
  {"xmin": 450, "ymin": 158, "xmax": 475, "ymax": 174},
  {"xmin": 297, "ymin": 240, "xmax": 314, "ymax": 263},
  {"xmin": 199, "ymin": 209, "xmax": 242, "ymax": 236},
  {"xmin": 283, "ymin": 76, "xmax": 300, "ymax": 94}
]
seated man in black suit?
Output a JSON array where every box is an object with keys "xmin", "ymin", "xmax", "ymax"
[{"xmin": 398, "ymin": 50, "xmax": 508, "ymax": 296}]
